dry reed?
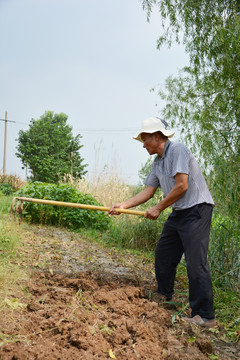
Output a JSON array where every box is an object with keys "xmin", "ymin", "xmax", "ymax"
[
  {"xmin": 0, "ymin": 172, "xmax": 27, "ymax": 190},
  {"xmin": 63, "ymin": 172, "xmax": 134, "ymax": 207}
]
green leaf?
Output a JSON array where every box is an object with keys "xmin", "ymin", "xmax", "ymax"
[{"xmin": 208, "ymin": 354, "xmax": 218, "ymax": 360}]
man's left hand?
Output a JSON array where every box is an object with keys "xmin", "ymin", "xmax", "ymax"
[{"xmin": 144, "ymin": 205, "xmax": 162, "ymax": 220}]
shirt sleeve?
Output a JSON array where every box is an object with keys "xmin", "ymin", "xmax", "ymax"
[
  {"xmin": 171, "ymin": 144, "xmax": 190, "ymax": 177},
  {"xmin": 144, "ymin": 162, "xmax": 160, "ymax": 187}
]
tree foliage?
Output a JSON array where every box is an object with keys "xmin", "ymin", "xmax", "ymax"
[
  {"xmin": 141, "ymin": 0, "xmax": 240, "ymax": 214},
  {"xmin": 16, "ymin": 111, "xmax": 87, "ymax": 183}
]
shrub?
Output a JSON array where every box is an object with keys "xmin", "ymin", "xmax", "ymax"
[
  {"xmin": 0, "ymin": 183, "xmax": 14, "ymax": 195},
  {"xmin": 16, "ymin": 182, "xmax": 111, "ymax": 231}
]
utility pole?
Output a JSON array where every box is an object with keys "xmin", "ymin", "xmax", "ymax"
[
  {"xmin": 0, "ymin": 112, "xmax": 16, "ymax": 175},
  {"xmin": 3, "ymin": 111, "xmax": 8, "ymax": 174}
]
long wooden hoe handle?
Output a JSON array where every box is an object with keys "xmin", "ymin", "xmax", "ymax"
[{"xmin": 14, "ymin": 197, "xmax": 146, "ymax": 216}]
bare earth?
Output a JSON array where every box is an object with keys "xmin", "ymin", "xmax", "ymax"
[{"xmin": 0, "ymin": 226, "xmax": 239, "ymax": 360}]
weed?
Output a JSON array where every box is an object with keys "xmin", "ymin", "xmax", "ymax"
[
  {"xmin": 0, "ymin": 332, "xmax": 27, "ymax": 347},
  {"xmin": 172, "ymin": 303, "xmax": 190, "ymax": 325},
  {"xmin": 4, "ymin": 298, "xmax": 26, "ymax": 311},
  {"xmin": 98, "ymin": 323, "xmax": 114, "ymax": 335}
]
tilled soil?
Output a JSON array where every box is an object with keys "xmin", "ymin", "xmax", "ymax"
[{"xmin": 0, "ymin": 226, "xmax": 239, "ymax": 360}]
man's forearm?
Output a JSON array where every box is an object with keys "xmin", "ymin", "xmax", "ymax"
[
  {"xmin": 157, "ymin": 184, "xmax": 187, "ymax": 212},
  {"xmin": 144, "ymin": 173, "xmax": 188, "ymax": 220},
  {"xmin": 122, "ymin": 186, "xmax": 157, "ymax": 209},
  {"xmin": 157, "ymin": 173, "xmax": 188, "ymax": 211}
]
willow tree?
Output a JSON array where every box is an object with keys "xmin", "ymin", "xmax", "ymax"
[
  {"xmin": 142, "ymin": 0, "xmax": 240, "ymax": 213},
  {"xmin": 140, "ymin": 1, "xmax": 240, "ymax": 290}
]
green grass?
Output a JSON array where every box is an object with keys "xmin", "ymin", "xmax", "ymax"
[
  {"xmin": 0, "ymin": 195, "xmax": 14, "ymax": 214},
  {"xmin": 209, "ymin": 210, "xmax": 240, "ymax": 291},
  {"xmin": 214, "ymin": 288, "xmax": 240, "ymax": 342},
  {"xmin": 0, "ymin": 196, "xmax": 19, "ymax": 258},
  {"xmin": 102, "ymin": 209, "xmax": 170, "ymax": 252},
  {"xmin": 0, "ymin": 195, "xmax": 27, "ymax": 308}
]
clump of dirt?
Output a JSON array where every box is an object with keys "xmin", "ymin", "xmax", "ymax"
[
  {"xmin": 1, "ymin": 271, "xmax": 211, "ymax": 360},
  {"xmin": 0, "ymin": 226, "xmax": 239, "ymax": 359}
]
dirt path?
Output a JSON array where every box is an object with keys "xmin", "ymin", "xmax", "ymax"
[{"xmin": 0, "ymin": 225, "xmax": 239, "ymax": 360}]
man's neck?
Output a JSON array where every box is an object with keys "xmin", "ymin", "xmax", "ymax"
[{"xmin": 157, "ymin": 139, "xmax": 168, "ymax": 157}]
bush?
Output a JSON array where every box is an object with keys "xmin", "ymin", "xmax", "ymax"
[
  {"xmin": 0, "ymin": 183, "xmax": 14, "ymax": 196},
  {"xmin": 16, "ymin": 182, "xmax": 111, "ymax": 231}
]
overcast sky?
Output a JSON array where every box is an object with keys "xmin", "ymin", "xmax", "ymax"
[{"xmin": 0, "ymin": 0, "xmax": 188, "ymax": 184}]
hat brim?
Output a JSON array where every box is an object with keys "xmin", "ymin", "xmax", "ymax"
[{"xmin": 133, "ymin": 129, "xmax": 175, "ymax": 143}]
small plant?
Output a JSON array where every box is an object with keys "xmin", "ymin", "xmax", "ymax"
[{"xmin": 98, "ymin": 323, "xmax": 114, "ymax": 335}]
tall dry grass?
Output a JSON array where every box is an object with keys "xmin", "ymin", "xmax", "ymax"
[
  {"xmin": 63, "ymin": 172, "xmax": 135, "ymax": 207},
  {"xmin": 0, "ymin": 172, "xmax": 26, "ymax": 190},
  {"xmin": 63, "ymin": 163, "xmax": 135, "ymax": 207},
  {"xmin": 70, "ymin": 142, "xmax": 138, "ymax": 207}
]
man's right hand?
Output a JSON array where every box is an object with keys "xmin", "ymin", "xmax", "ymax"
[{"xmin": 109, "ymin": 203, "xmax": 125, "ymax": 215}]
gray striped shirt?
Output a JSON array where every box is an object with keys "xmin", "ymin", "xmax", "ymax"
[{"xmin": 145, "ymin": 140, "xmax": 214, "ymax": 210}]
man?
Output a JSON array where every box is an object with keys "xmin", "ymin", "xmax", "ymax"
[{"xmin": 110, "ymin": 117, "xmax": 216, "ymax": 328}]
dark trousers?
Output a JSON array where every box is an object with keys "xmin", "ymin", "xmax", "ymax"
[{"xmin": 155, "ymin": 203, "xmax": 214, "ymax": 319}]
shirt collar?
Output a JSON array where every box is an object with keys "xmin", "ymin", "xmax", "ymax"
[{"xmin": 161, "ymin": 139, "xmax": 171, "ymax": 159}]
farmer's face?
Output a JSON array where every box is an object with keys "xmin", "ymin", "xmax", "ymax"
[{"xmin": 141, "ymin": 133, "xmax": 158, "ymax": 155}]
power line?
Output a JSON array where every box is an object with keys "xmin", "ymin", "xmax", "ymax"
[
  {"xmin": 75, "ymin": 128, "xmax": 138, "ymax": 131},
  {"xmin": 78, "ymin": 130, "xmax": 137, "ymax": 134},
  {"xmin": 0, "ymin": 118, "xmax": 16, "ymax": 123},
  {"xmin": 0, "ymin": 118, "xmax": 27, "ymax": 125},
  {"xmin": 0, "ymin": 119, "xmax": 138, "ymax": 133}
]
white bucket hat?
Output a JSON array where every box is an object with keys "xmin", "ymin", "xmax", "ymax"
[{"xmin": 133, "ymin": 117, "xmax": 175, "ymax": 143}]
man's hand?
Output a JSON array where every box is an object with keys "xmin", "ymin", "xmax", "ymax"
[
  {"xmin": 109, "ymin": 186, "xmax": 158, "ymax": 217},
  {"xmin": 144, "ymin": 173, "xmax": 188, "ymax": 219},
  {"xmin": 144, "ymin": 205, "xmax": 162, "ymax": 220},
  {"xmin": 109, "ymin": 203, "xmax": 125, "ymax": 216}
]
